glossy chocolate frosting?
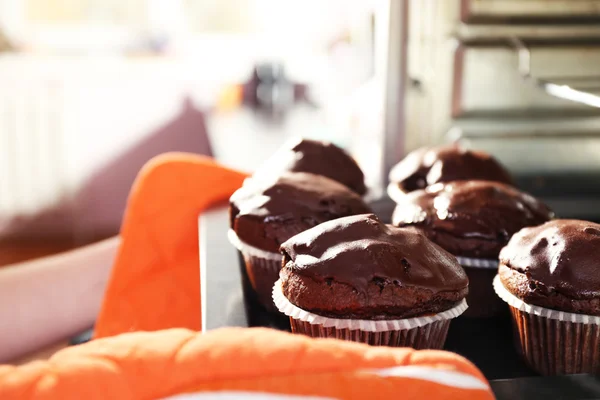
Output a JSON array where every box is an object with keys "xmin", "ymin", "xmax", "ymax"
[
  {"xmin": 388, "ymin": 144, "xmax": 512, "ymax": 193},
  {"xmin": 230, "ymin": 172, "xmax": 371, "ymax": 253},
  {"xmin": 500, "ymin": 219, "xmax": 600, "ymax": 299},
  {"xmin": 253, "ymin": 138, "xmax": 367, "ymax": 195},
  {"xmin": 280, "ymin": 214, "xmax": 468, "ymax": 294},
  {"xmin": 392, "ymin": 180, "xmax": 554, "ymax": 258}
]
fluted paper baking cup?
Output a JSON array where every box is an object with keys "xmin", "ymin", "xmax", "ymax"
[
  {"xmin": 227, "ymin": 230, "xmax": 282, "ymax": 261},
  {"xmin": 272, "ymin": 280, "xmax": 467, "ymax": 332},
  {"xmin": 387, "ymin": 183, "xmax": 407, "ymax": 204},
  {"xmin": 493, "ymin": 275, "xmax": 600, "ymax": 325},
  {"xmin": 228, "ymin": 230, "xmax": 282, "ymax": 311},
  {"xmin": 494, "ymin": 275, "xmax": 600, "ymax": 375},
  {"xmin": 291, "ymin": 317, "xmax": 451, "ymax": 349},
  {"xmin": 456, "ymin": 256, "xmax": 498, "ymax": 269},
  {"xmin": 510, "ymin": 305, "xmax": 600, "ymax": 375}
]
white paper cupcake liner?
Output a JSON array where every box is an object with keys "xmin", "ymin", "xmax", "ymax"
[
  {"xmin": 272, "ymin": 280, "xmax": 467, "ymax": 332},
  {"xmin": 227, "ymin": 229, "xmax": 282, "ymax": 262},
  {"xmin": 228, "ymin": 229, "xmax": 282, "ymax": 310},
  {"xmin": 386, "ymin": 183, "xmax": 406, "ymax": 204},
  {"xmin": 494, "ymin": 275, "xmax": 600, "ymax": 375},
  {"xmin": 456, "ymin": 256, "xmax": 498, "ymax": 269},
  {"xmin": 292, "ymin": 316, "xmax": 451, "ymax": 349},
  {"xmin": 493, "ymin": 275, "xmax": 600, "ymax": 325}
]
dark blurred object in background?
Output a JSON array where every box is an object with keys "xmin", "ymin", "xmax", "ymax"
[{"xmin": 242, "ymin": 63, "xmax": 312, "ymax": 119}]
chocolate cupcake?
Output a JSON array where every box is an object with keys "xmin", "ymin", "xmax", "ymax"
[
  {"xmin": 392, "ymin": 180, "xmax": 553, "ymax": 317},
  {"xmin": 253, "ymin": 138, "xmax": 367, "ymax": 195},
  {"xmin": 388, "ymin": 144, "xmax": 512, "ymax": 202},
  {"xmin": 229, "ymin": 172, "xmax": 371, "ymax": 311},
  {"xmin": 494, "ymin": 219, "xmax": 600, "ymax": 375},
  {"xmin": 273, "ymin": 214, "xmax": 469, "ymax": 349}
]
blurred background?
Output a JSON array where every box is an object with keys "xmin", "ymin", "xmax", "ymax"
[
  {"xmin": 0, "ymin": 0, "xmax": 386, "ymax": 262},
  {"xmin": 3, "ymin": 0, "xmax": 600, "ymax": 264}
]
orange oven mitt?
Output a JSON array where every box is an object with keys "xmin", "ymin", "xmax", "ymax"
[
  {"xmin": 94, "ymin": 153, "xmax": 248, "ymax": 337},
  {"xmin": 0, "ymin": 327, "xmax": 493, "ymax": 400}
]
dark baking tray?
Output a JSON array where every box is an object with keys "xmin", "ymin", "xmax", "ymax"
[{"xmin": 200, "ymin": 199, "xmax": 600, "ymax": 400}]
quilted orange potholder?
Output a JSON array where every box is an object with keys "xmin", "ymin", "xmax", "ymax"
[
  {"xmin": 0, "ymin": 328, "xmax": 494, "ymax": 400},
  {"xmin": 94, "ymin": 153, "xmax": 248, "ymax": 338}
]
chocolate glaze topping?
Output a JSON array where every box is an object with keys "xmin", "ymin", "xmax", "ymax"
[
  {"xmin": 280, "ymin": 214, "xmax": 468, "ymax": 294},
  {"xmin": 500, "ymin": 219, "xmax": 600, "ymax": 299},
  {"xmin": 392, "ymin": 181, "xmax": 554, "ymax": 258},
  {"xmin": 389, "ymin": 144, "xmax": 512, "ymax": 193},
  {"xmin": 230, "ymin": 172, "xmax": 371, "ymax": 253},
  {"xmin": 253, "ymin": 138, "xmax": 367, "ymax": 195}
]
